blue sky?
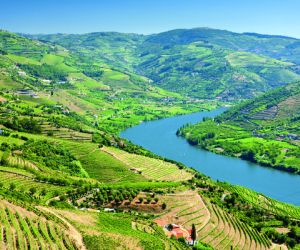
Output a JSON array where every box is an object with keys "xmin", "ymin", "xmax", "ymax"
[{"xmin": 1, "ymin": 0, "xmax": 300, "ymax": 38}]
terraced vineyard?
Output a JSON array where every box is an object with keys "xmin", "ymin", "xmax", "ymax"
[
  {"xmin": 0, "ymin": 200, "xmax": 77, "ymax": 250},
  {"xmin": 7, "ymin": 155, "xmax": 39, "ymax": 171},
  {"xmin": 156, "ymin": 191, "xmax": 273, "ymax": 250},
  {"xmin": 276, "ymin": 93, "xmax": 300, "ymax": 119},
  {"xmin": 225, "ymin": 185, "xmax": 300, "ymax": 220},
  {"xmin": 156, "ymin": 191, "xmax": 210, "ymax": 229},
  {"xmin": 0, "ymin": 169, "xmax": 70, "ymax": 199},
  {"xmin": 40, "ymin": 122, "xmax": 92, "ymax": 141},
  {"xmin": 101, "ymin": 146, "xmax": 193, "ymax": 181},
  {"xmin": 132, "ymin": 220, "xmax": 188, "ymax": 250},
  {"xmin": 250, "ymin": 106, "xmax": 278, "ymax": 120}
]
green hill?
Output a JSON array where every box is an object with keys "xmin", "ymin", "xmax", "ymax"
[
  {"xmin": 179, "ymin": 81, "xmax": 300, "ymax": 173},
  {"xmin": 27, "ymin": 27, "xmax": 300, "ymax": 100},
  {"xmin": 0, "ymin": 30, "xmax": 207, "ymax": 134}
]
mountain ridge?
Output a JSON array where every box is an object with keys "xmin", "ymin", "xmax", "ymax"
[
  {"xmin": 20, "ymin": 26, "xmax": 300, "ymax": 40},
  {"xmin": 23, "ymin": 27, "xmax": 300, "ymax": 100}
]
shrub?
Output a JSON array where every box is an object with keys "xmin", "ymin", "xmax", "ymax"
[
  {"xmin": 9, "ymin": 183, "xmax": 16, "ymax": 191},
  {"xmin": 29, "ymin": 187, "xmax": 37, "ymax": 195}
]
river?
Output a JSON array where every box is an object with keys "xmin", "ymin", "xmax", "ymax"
[{"xmin": 121, "ymin": 108, "xmax": 300, "ymax": 206}]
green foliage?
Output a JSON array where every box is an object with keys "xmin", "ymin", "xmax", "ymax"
[
  {"xmin": 28, "ymin": 28, "xmax": 300, "ymax": 100},
  {"xmin": 3, "ymin": 117, "xmax": 42, "ymax": 134},
  {"xmin": 0, "ymin": 30, "xmax": 49, "ymax": 59},
  {"xmin": 180, "ymin": 82, "xmax": 300, "ymax": 173},
  {"xmin": 180, "ymin": 120, "xmax": 300, "ymax": 172},
  {"xmin": 193, "ymin": 243, "xmax": 214, "ymax": 250},
  {"xmin": 60, "ymin": 140, "xmax": 146, "ymax": 182},
  {"xmin": 191, "ymin": 223, "xmax": 197, "ymax": 242},
  {"xmin": 96, "ymin": 212, "xmax": 165, "ymax": 249},
  {"xmin": 84, "ymin": 234, "xmax": 124, "ymax": 250},
  {"xmin": 18, "ymin": 63, "xmax": 68, "ymax": 81},
  {"xmin": 21, "ymin": 139, "xmax": 89, "ymax": 177},
  {"xmin": 0, "ymin": 150, "xmax": 10, "ymax": 165},
  {"xmin": 190, "ymin": 175, "xmax": 300, "ymax": 248},
  {"xmin": 0, "ymin": 29, "xmax": 214, "ymax": 136}
]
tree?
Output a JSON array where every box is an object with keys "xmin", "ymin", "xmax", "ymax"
[
  {"xmin": 114, "ymin": 196, "xmax": 120, "ymax": 203},
  {"xmin": 287, "ymin": 238, "xmax": 296, "ymax": 248},
  {"xmin": 53, "ymin": 190, "xmax": 59, "ymax": 197},
  {"xmin": 10, "ymin": 183, "xmax": 16, "ymax": 191},
  {"xmin": 29, "ymin": 187, "xmax": 37, "ymax": 195},
  {"xmin": 60, "ymin": 195, "xmax": 67, "ymax": 202},
  {"xmin": 40, "ymin": 188, "xmax": 47, "ymax": 196},
  {"xmin": 47, "ymin": 131, "xmax": 54, "ymax": 136},
  {"xmin": 191, "ymin": 223, "xmax": 197, "ymax": 245},
  {"xmin": 138, "ymin": 197, "xmax": 143, "ymax": 203},
  {"xmin": 162, "ymin": 203, "xmax": 167, "ymax": 210},
  {"xmin": 178, "ymin": 237, "xmax": 186, "ymax": 244},
  {"xmin": 241, "ymin": 149, "xmax": 255, "ymax": 162},
  {"xmin": 1, "ymin": 150, "xmax": 10, "ymax": 165}
]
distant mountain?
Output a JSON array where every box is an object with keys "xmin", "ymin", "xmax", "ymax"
[
  {"xmin": 26, "ymin": 27, "xmax": 300, "ymax": 100},
  {"xmin": 25, "ymin": 32, "xmax": 143, "ymax": 71}
]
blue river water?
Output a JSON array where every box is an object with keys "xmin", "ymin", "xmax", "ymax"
[{"xmin": 121, "ymin": 108, "xmax": 300, "ymax": 206}]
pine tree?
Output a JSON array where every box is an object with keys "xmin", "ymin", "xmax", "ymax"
[{"xmin": 191, "ymin": 223, "xmax": 197, "ymax": 245}]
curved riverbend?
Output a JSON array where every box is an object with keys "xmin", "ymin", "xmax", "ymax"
[{"xmin": 121, "ymin": 108, "xmax": 300, "ymax": 206}]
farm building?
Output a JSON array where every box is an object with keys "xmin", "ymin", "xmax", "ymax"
[
  {"xmin": 104, "ymin": 208, "xmax": 115, "ymax": 212},
  {"xmin": 163, "ymin": 223, "xmax": 196, "ymax": 244}
]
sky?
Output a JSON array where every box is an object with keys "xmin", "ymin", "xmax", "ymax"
[{"xmin": 1, "ymin": 0, "xmax": 300, "ymax": 38}]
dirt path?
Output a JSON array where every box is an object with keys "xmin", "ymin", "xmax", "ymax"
[
  {"xmin": 38, "ymin": 206, "xmax": 86, "ymax": 250},
  {"xmin": 45, "ymin": 196, "xmax": 60, "ymax": 206},
  {"xmin": 271, "ymin": 243, "xmax": 288, "ymax": 250}
]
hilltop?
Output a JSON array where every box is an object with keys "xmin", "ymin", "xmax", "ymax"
[{"xmin": 27, "ymin": 27, "xmax": 300, "ymax": 100}]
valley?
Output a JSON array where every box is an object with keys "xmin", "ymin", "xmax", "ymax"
[
  {"xmin": 0, "ymin": 26, "xmax": 299, "ymax": 250},
  {"xmin": 178, "ymin": 82, "xmax": 300, "ymax": 174}
]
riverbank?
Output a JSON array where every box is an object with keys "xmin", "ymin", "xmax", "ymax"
[
  {"xmin": 121, "ymin": 108, "xmax": 300, "ymax": 205},
  {"xmin": 177, "ymin": 120, "xmax": 300, "ymax": 175}
]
